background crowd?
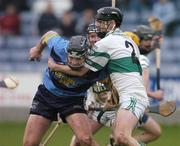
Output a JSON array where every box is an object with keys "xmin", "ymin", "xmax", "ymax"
[{"xmin": 0, "ymin": 0, "xmax": 179, "ymax": 76}]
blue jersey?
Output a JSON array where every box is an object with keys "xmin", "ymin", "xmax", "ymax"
[{"xmin": 43, "ymin": 35, "xmax": 107, "ymax": 97}]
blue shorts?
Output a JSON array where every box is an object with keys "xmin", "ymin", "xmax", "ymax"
[
  {"xmin": 139, "ymin": 113, "xmax": 149, "ymax": 126},
  {"xmin": 30, "ymin": 84, "xmax": 87, "ymax": 123}
]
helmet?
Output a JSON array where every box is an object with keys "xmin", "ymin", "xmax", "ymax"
[
  {"xmin": 87, "ymin": 23, "xmax": 98, "ymax": 34},
  {"xmin": 133, "ymin": 25, "xmax": 154, "ymax": 41},
  {"xmin": 133, "ymin": 25, "xmax": 154, "ymax": 55},
  {"xmin": 67, "ymin": 35, "xmax": 90, "ymax": 70},
  {"xmin": 96, "ymin": 7, "xmax": 123, "ymax": 27},
  {"xmin": 124, "ymin": 31, "xmax": 140, "ymax": 46},
  {"xmin": 86, "ymin": 23, "xmax": 101, "ymax": 47},
  {"xmin": 67, "ymin": 35, "xmax": 89, "ymax": 58}
]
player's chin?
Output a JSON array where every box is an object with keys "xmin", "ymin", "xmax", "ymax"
[{"xmin": 68, "ymin": 64, "xmax": 84, "ymax": 71}]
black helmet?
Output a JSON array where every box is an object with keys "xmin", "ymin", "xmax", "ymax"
[
  {"xmin": 67, "ymin": 35, "xmax": 89, "ymax": 58},
  {"xmin": 96, "ymin": 7, "xmax": 123, "ymax": 27},
  {"xmin": 133, "ymin": 25, "xmax": 154, "ymax": 41},
  {"xmin": 87, "ymin": 23, "xmax": 98, "ymax": 34}
]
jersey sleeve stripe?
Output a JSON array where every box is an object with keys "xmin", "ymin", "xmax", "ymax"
[
  {"xmin": 141, "ymin": 63, "xmax": 149, "ymax": 69},
  {"xmin": 42, "ymin": 33, "xmax": 59, "ymax": 44},
  {"xmin": 91, "ymin": 51, "xmax": 110, "ymax": 58},
  {"xmin": 108, "ymin": 57, "xmax": 142, "ymax": 74},
  {"xmin": 85, "ymin": 59, "xmax": 104, "ymax": 71}
]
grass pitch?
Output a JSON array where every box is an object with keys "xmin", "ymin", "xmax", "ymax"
[{"xmin": 0, "ymin": 122, "xmax": 179, "ymax": 146}]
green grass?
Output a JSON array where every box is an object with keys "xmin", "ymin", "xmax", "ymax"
[{"xmin": 0, "ymin": 122, "xmax": 179, "ymax": 146}]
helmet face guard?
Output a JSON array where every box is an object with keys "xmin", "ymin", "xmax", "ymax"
[
  {"xmin": 87, "ymin": 23, "xmax": 101, "ymax": 46},
  {"xmin": 87, "ymin": 23, "xmax": 98, "ymax": 34},
  {"xmin": 67, "ymin": 35, "xmax": 89, "ymax": 70},
  {"xmin": 133, "ymin": 25, "xmax": 154, "ymax": 38},
  {"xmin": 67, "ymin": 57, "xmax": 85, "ymax": 71},
  {"xmin": 139, "ymin": 34, "xmax": 153, "ymax": 41},
  {"xmin": 68, "ymin": 49, "xmax": 87, "ymax": 58},
  {"xmin": 95, "ymin": 20, "xmax": 111, "ymax": 38}
]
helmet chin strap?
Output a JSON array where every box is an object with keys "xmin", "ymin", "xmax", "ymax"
[{"xmin": 108, "ymin": 24, "xmax": 116, "ymax": 32}]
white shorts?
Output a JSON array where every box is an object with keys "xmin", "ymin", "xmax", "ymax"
[
  {"xmin": 88, "ymin": 109, "xmax": 148, "ymax": 128},
  {"xmin": 119, "ymin": 96, "xmax": 149, "ymax": 119},
  {"xmin": 88, "ymin": 110, "xmax": 116, "ymax": 127}
]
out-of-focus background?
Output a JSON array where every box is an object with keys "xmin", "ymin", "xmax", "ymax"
[{"xmin": 0, "ymin": 0, "xmax": 180, "ymax": 146}]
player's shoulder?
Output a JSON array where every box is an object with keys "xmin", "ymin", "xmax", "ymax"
[
  {"xmin": 50, "ymin": 34, "xmax": 67, "ymax": 43},
  {"xmin": 139, "ymin": 54, "xmax": 150, "ymax": 68},
  {"xmin": 140, "ymin": 54, "xmax": 148, "ymax": 61},
  {"xmin": 111, "ymin": 31, "xmax": 136, "ymax": 45},
  {"xmin": 52, "ymin": 36, "xmax": 69, "ymax": 48}
]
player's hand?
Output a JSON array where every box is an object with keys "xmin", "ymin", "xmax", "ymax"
[
  {"xmin": 3, "ymin": 76, "xmax": 19, "ymax": 89},
  {"xmin": 154, "ymin": 89, "xmax": 164, "ymax": 100},
  {"xmin": 48, "ymin": 58, "xmax": 57, "ymax": 71},
  {"xmin": 29, "ymin": 46, "xmax": 42, "ymax": 61}
]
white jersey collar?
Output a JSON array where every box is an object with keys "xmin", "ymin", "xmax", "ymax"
[{"xmin": 106, "ymin": 28, "xmax": 123, "ymax": 37}]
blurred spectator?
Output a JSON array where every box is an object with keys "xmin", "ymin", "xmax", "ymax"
[
  {"xmin": 165, "ymin": 18, "xmax": 180, "ymax": 36},
  {"xmin": 90, "ymin": 0, "xmax": 111, "ymax": 11},
  {"xmin": 117, "ymin": 0, "xmax": 131, "ymax": 11},
  {"xmin": 75, "ymin": 8, "xmax": 94, "ymax": 35},
  {"xmin": 71, "ymin": 0, "xmax": 93, "ymax": 13},
  {"xmin": 32, "ymin": 0, "xmax": 72, "ymax": 16},
  {"xmin": 152, "ymin": 0, "xmax": 176, "ymax": 27},
  {"xmin": 122, "ymin": 0, "xmax": 154, "ymax": 13},
  {"xmin": 139, "ymin": 0, "xmax": 155, "ymax": 10},
  {"xmin": 0, "ymin": 4, "xmax": 20, "ymax": 35},
  {"xmin": 59, "ymin": 10, "xmax": 77, "ymax": 39},
  {"xmin": 37, "ymin": 1, "xmax": 59, "ymax": 35},
  {"xmin": 0, "ymin": 0, "xmax": 30, "ymax": 12}
]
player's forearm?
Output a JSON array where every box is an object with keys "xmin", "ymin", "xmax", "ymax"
[
  {"xmin": 35, "ymin": 34, "xmax": 48, "ymax": 53},
  {"xmin": 34, "ymin": 39, "xmax": 46, "ymax": 53},
  {"xmin": 51, "ymin": 64, "xmax": 88, "ymax": 77},
  {"xmin": 147, "ymin": 91, "xmax": 163, "ymax": 100}
]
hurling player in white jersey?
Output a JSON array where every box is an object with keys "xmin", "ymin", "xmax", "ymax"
[
  {"xmin": 47, "ymin": 7, "xmax": 149, "ymax": 146},
  {"xmin": 83, "ymin": 27, "xmax": 163, "ymax": 146},
  {"xmin": 71, "ymin": 28, "xmax": 163, "ymax": 146}
]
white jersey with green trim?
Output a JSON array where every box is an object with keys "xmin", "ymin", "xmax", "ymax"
[
  {"xmin": 139, "ymin": 54, "xmax": 150, "ymax": 69},
  {"xmin": 85, "ymin": 29, "xmax": 149, "ymax": 104},
  {"xmin": 86, "ymin": 87, "xmax": 97, "ymax": 107}
]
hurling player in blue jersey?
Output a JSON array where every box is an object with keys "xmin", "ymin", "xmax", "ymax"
[{"xmin": 23, "ymin": 31, "xmax": 105, "ymax": 146}]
